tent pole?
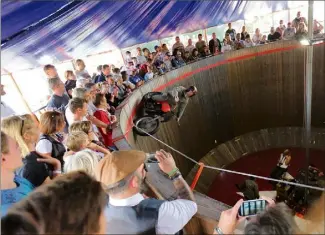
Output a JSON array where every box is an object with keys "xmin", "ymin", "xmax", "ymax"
[
  {"xmin": 304, "ymin": 0, "xmax": 314, "ymax": 205},
  {"xmin": 8, "ymin": 73, "xmax": 39, "ymax": 124}
]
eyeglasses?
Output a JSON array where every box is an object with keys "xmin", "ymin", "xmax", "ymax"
[{"xmin": 20, "ymin": 116, "xmax": 25, "ymax": 136}]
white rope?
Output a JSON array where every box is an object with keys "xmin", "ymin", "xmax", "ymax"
[{"xmin": 134, "ymin": 124, "xmax": 325, "ymax": 192}]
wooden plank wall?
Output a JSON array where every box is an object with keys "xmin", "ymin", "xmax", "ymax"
[
  {"xmin": 113, "ymin": 40, "xmax": 325, "ymax": 179},
  {"xmin": 185, "ymin": 127, "xmax": 325, "ymax": 194}
]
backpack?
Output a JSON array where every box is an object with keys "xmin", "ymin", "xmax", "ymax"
[{"xmin": 39, "ymin": 134, "xmax": 66, "ymax": 168}]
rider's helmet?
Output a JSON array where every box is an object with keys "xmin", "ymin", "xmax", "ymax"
[{"xmin": 185, "ymin": 86, "xmax": 198, "ymax": 97}]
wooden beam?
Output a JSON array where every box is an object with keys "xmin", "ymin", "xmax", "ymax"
[{"xmin": 8, "ymin": 73, "xmax": 39, "ymax": 124}]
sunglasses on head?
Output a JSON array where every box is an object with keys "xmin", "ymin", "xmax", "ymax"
[{"xmin": 19, "ymin": 116, "xmax": 25, "ymax": 136}]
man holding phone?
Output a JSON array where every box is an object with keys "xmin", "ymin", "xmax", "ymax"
[{"xmin": 214, "ymin": 197, "xmax": 297, "ymax": 234}]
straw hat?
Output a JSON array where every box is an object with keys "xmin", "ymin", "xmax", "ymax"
[{"xmin": 97, "ymin": 150, "xmax": 146, "ymax": 186}]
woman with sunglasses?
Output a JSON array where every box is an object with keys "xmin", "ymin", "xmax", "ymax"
[{"xmin": 1, "ymin": 115, "xmax": 61, "ymax": 187}]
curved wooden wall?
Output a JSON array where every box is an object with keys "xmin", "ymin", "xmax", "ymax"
[
  {"xmin": 113, "ymin": 40, "xmax": 325, "ymax": 178},
  {"xmin": 185, "ymin": 126, "xmax": 325, "ymax": 194}
]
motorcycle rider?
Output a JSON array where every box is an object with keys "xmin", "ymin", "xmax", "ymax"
[{"xmin": 142, "ymin": 85, "xmax": 197, "ymax": 124}]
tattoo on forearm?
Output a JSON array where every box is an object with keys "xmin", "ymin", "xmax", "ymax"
[{"xmin": 173, "ymin": 176, "xmax": 196, "ymax": 202}]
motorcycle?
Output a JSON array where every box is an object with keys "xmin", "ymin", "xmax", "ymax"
[{"xmin": 133, "ymin": 93, "xmax": 175, "ymax": 136}]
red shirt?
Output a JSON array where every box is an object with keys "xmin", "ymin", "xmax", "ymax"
[{"xmin": 94, "ymin": 109, "xmax": 113, "ymax": 147}]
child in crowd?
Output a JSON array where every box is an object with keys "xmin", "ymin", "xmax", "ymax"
[
  {"xmin": 144, "ymin": 66, "xmax": 154, "ymax": 82},
  {"xmin": 244, "ymin": 34, "xmax": 255, "ymax": 47},
  {"xmin": 64, "ymin": 131, "xmax": 111, "ymax": 161},
  {"xmin": 69, "ymin": 121, "xmax": 108, "ymax": 149},
  {"xmin": 161, "ymin": 53, "xmax": 173, "ymax": 72},
  {"xmin": 93, "ymin": 93, "xmax": 118, "ymax": 149},
  {"xmin": 36, "ymin": 111, "xmax": 66, "ymax": 167},
  {"xmin": 260, "ymin": 35, "xmax": 268, "ymax": 44},
  {"xmin": 64, "ymin": 70, "xmax": 77, "ymax": 98}
]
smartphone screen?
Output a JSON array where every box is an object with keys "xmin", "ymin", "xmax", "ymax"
[{"xmin": 238, "ymin": 199, "xmax": 267, "ymax": 217}]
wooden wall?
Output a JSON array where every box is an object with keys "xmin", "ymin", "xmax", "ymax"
[{"xmin": 113, "ymin": 40, "xmax": 325, "ymax": 178}]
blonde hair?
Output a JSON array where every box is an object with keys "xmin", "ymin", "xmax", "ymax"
[
  {"xmin": 76, "ymin": 59, "xmax": 85, "ymax": 70},
  {"xmin": 66, "ymin": 131, "xmax": 88, "ymax": 152},
  {"xmin": 69, "ymin": 121, "xmax": 92, "ymax": 134},
  {"xmin": 1, "ymin": 115, "xmax": 35, "ymax": 157},
  {"xmin": 64, "ymin": 149, "xmax": 99, "ymax": 177}
]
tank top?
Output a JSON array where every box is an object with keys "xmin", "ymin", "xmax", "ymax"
[{"xmin": 278, "ymin": 154, "xmax": 289, "ymax": 169}]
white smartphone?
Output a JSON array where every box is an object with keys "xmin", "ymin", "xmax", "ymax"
[{"xmin": 238, "ymin": 199, "xmax": 268, "ymax": 217}]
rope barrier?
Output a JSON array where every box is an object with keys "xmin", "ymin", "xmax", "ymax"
[{"xmin": 133, "ymin": 124, "xmax": 325, "ymax": 192}]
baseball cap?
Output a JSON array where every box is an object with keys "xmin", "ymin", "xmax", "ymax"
[{"xmin": 97, "ymin": 150, "xmax": 146, "ymax": 186}]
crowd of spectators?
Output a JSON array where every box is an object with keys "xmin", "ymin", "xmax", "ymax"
[{"xmin": 1, "ymin": 10, "xmax": 324, "ymax": 234}]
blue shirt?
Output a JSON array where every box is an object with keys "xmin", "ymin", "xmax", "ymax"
[
  {"xmin": 1, "ymin": 175, "xmax": 34, "ymax": 216},
  {"xmin": 144, "ymin": 72, "xmax": 153, "ymax": 82},
  {"xmin": 46, "ymin": 94, "xmax": 70, "ymax": 113},
  {"xmin": 129, "ymin": 75, "xmax": 143, "ymax": 85}
]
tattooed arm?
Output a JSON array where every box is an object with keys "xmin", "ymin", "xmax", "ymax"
[
  {"xmin": 172, "ymin": 175, "xmax": 196, "ymax": 202},
  {"xmin": 155, "ymin": 149, "xmax": 196, "ymax": 202}
]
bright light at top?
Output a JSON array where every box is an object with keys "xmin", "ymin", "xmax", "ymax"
[
  {"xmin": 300, "ymin": 39, "xmax": 310, "ymax": 46},
  {"xmin": 38, "ymin": 55, "xmax": 54, "ymax": 65}
]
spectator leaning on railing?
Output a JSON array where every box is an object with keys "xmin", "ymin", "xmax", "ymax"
[
  {"xmin": 283, "ymin": 22, "xmax": 296, "ymax": 40},
  {"xmin": 209, "ymin": 32, "xmax": 222, "ymax": 54}
]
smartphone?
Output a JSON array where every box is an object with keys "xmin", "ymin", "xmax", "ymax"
[{"xmin": 238, "ymin": 199, "xmax": 267, "ymax": 217}]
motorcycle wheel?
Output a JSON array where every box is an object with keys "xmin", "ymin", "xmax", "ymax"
[{"xmin": 133, "ymin": 115, "xmax": 160, "ymax": 136}]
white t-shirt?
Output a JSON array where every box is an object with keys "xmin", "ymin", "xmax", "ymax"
[
  {"xmin": 136, "ymin": 55, "xmax": 147, "ymax": 64},
  {"xmin": 88, "ymin": 102, "xmax": 97, "ymax": 115},
  {"xmin": 75, "ymin": 69, "xmax": 90, "ymax": 80},
  {"xmin": 244, "ymin": 41, "xmax": 255, "ymax": 48},
  {"xmin": 185, "ymin": 45, "xmax": 195, "ymax": 53},
  {"xmin": 1, "ymin": 102, "xmax": 16, "ymax": 119},
  {"xmin": 278, "ymin": 154, "xmax": 289, "ymax": 169},
  {"xmin": 252, "ymin": 34, "xmax": 263, "ymax": 43},
  {"xmin": 65, "ymin": 107, "xmax": 87, "ymax": 126},
  {"xmin": 36, "ymin": 139, "xmax": 53, "ymax": 154},
  {"xmin": 221, "ymin": 44, "xmax": 232, "ymax": 53},
  {"xmin": 65, "ymin": 106, "xmax": 100, "ymax": 141}
]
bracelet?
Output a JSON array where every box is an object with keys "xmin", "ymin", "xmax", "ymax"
[
  {"xmin": 215, "ymin": 227, "xmax": 223, "ymax": 235},
  {"xmin": 53, "ymin": 170, "xmax": 62, "ymax": 175},
  {"xmin": 167, "ymin": 167, "xmax": 179, "ymax": 177},
  {"xmin": 170, "ymin": 172, "xmax": 181, "ymax": 181}
]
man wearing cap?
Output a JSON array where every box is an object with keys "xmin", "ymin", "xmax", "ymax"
[{"xmin": 98, "ymin": 149, "xmax": 197, "ymax": 234}]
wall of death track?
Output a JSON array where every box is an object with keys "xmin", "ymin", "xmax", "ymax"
[{"xmin": 112, "ymin": 40, "xmax": 325, "ymax": 178}]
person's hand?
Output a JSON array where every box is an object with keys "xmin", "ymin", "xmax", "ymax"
[
  {"xmin": 217, "ymin": 199, "xmax": 244, "ymax": 234},
  {"xmin": 36, "ymin": 152, "xmax": 61, "ymax": 171},
  {"xmin": 87, "ymin": 142, "xmax": 98, "ymax": 150},
  {"xmin": 110, "ymin": 115, "xmax": 117, "ymax": 123},
  {"xmin": 155, "ymin": 149, "xmax": 177, "ymax": 174},
  {"xmin": 260, "ymin": 196, "xmax": 275, "ymax": 206}
]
